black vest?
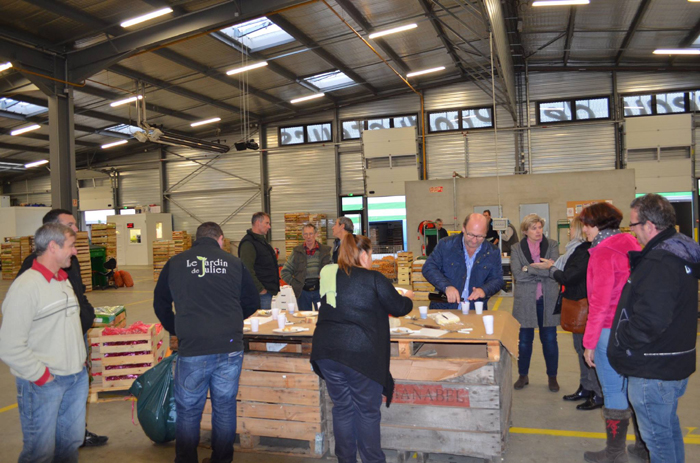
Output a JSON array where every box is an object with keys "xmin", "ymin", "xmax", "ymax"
[{"xmin": 239, "ymin": 230, "xmax": 280, "ymax": 294}]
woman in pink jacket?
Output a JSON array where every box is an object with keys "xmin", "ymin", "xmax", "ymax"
[{"xmin": 579, "ymin": 202, "xmax": 641, "ymax": 463}]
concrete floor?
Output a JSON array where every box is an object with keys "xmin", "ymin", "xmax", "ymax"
[{"xmin": 0, "ymin": 266, "xmax": 698, "ymax": 463}]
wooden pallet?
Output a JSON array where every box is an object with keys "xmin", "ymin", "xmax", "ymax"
[{"xmin": 87, "ymin": 386, "xmax": 134, "ymax": 404}]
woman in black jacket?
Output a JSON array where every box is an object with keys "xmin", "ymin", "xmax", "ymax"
[
  {"xmin": 311, "ymin": 234, "xmax": 414, "ymax": 463},
  {"xmin": 532, "ymin": 216, "xmax": 602, "ymax": 410}
]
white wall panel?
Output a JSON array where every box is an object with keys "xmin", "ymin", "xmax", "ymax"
[
  {"xmin": 339, "ymin": 94, "xmax": 418, "ymax": 119},
  {"xmin": 467, "ymin": 131, "xmax": 517, "ymax": 177},
  {"xmin": 617, "ymin": 72, "xmax": 700, "ymax": 94},
  {"xmin": 528, "ymin": 72, "xmax": 612, "ymax": 100},
  {"xmin": 427, "ymin": 133, "xmax": 465, "ymax": 180},
  {"xmin": 424, "ymin": 81, "xmax": 496, "ymax": 110},
  {"xmin": 339, "ymin": 142, "xmax": 363, "ymax": 195},
  {"xmin": 530, "ymin": 125, "xmax": 616, "ymax": 173},
  {"xmin": 8, "ymin": 175, "xmax": 52, "ymax": 206}
]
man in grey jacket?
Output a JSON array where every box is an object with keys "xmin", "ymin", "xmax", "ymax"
[{"xmin": 0, "ymin": 223, "xmax": 88, "ymax": 463}]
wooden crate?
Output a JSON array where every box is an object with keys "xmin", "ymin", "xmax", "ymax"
[
  {"xmin": 201, "ymin": 350, "xmax": 329, "ymax": 458},
  {"xmin": 88, "ymin": 324, "xmax": 167, "ymax": 391}
]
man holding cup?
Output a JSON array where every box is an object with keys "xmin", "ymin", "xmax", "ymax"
[{"xmin": 154, "ymin": 222, "xmax": 260, "ymax": 463}]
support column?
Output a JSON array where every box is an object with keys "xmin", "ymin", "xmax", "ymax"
[
  {"xmin": 48, "ymin": 87, "xmax": 77, "ymax": 212},
  {"xmin": 159, "ymin": 147, "xmax": 169, "ymax": 213}
]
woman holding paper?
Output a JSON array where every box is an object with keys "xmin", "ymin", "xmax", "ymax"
[
  {"xmin": 311, "ymin": 234, "xmax": 413, "ymax": 463},
  {"xmin": 510, "ymin": 214, "xmax": 561, "ymax": 392}
]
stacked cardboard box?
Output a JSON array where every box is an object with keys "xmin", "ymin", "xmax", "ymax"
[
  {"xmin": 75, "ymin": 231, "xmax": 92, "ymax": 292},
  {"xmin": 411, "ymin": 259, "xmax": 433, "ymax": 301},
  {"xmin": 153, "ymin": 240, "xmax": 174, "ymax": 281},
  {"xmin": 1, "ymin": 240, "xmax": 20, "ymax": 280},
  {"xmin": 91, "ymin": 223, "xmax": 117, "ymax": 259},
  {"xmin": 284, "ymin": 213, "xmax": 327, "ymax": 257},
  {"xmin": 397, "ymin": 251, "xmax": 413, "ymax": 286}
]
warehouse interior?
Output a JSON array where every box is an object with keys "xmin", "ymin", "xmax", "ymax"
[{"xmin": 0, "ymin": 0, "xmax": 699, "ymax": 461}]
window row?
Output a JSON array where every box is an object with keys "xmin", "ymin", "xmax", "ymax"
[
  {"xmin": 536, "ymin": 97, "xmax": 610, "ymax": 124},
  {"xmin": 623, "ymin": 90, "xmax": 700, "ymax": 117},
  {"xmin": 342, "ymin": 114, "xmax": 417, "ymax": 140},
  {"xmin": 427, "ymin": 107, "xmax": 493, "ymax": 133},
  {"xmin": 279, "ymin": 123, "xmax": 332, "ymax": 146}
]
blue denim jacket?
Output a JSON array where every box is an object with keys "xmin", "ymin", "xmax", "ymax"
[{"xmin": 422, "ymin": 232, "xmax": 504, "ymax": 310}]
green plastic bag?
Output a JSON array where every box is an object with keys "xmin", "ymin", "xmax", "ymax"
[{"xmin": 129, "ymin": 353, "xmax": 177, "ymax": 443}]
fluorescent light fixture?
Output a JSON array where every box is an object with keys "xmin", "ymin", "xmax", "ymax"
[
  {"xmin": 226, "ymin": 62, "xmax": 268, "ymax": 75},
  {"xmin": 290, "ymin": 93, "xmax": 325, "ymax": 104},
  {"xmin": 369, "ymin": 24, "xmax": 418, "ymax": 39},
  {"xmin": 0, "ymin": 62, "xmax": 12, "ymax": 72},
  {"xmin": 190, "ymin": 117, "xmax": 221, "ymax": 127},
  {"xmin": 11, "ymin": 124, "xmax": 41, "ymax": 136},
  {"xmin": 406, "ymin": 66, "xmax": 446, "ymax": 78},
  {"xmin": 24, "ymin": 159, "xmax": 48, "ymax": 168},
  {"xmin": 110, "ymin": 95, "xmax": 143, "ymax": 107},
  {"xmin": 653, "ymin": 49, "xmax": 700, "ymax": 55},
  {"xmin": 101, "ymin": 140, "xmax": 128, "ymax": 149},
  {"xmin": 532, "ymin": 0, "xmax": 589, "ymax": 5},
  {"xmin": 121, "ymin": 8, "xmax": 173, "ymax": 28}
]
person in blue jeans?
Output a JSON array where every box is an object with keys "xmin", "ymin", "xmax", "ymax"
[
  {"xmin": 154, "ymin": 222, "xmax": 260, "ymax": 463},
  {"xmin": 281, "ymin": 223, "xmax": 332, "ymax": 310},
  {"xmin": 510, "ymin": 214, "xmax": 561, "ymax": 392},
  {"xmin": 0, "ymin": 223, "xmax": 89, "ymax": 463},
  {"xmin": 608, "ymin": 194, "xmax": 700, "ymax": 463}
]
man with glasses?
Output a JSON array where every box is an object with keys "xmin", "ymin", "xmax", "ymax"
[
  {"xmin": 423, "ymin": 213, "xmax": 504, "ymax": 311},
  {"xmin": 608, "ymin": 194, "xmax": 699, "ymax": 462},
  {"xmin": 281, "ymin": 223, "xmax": 332, "ymax": 310}
]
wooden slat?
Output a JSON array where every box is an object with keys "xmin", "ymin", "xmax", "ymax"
[
  {"xmin": 240, "ymin": 371, "xmax": 320, "ymax": 390},
  {"xmin": 201, "ymin": 415, "xmax": 322, "ymax": 441},
  {"xmin": 380, "ymin": 425, "xmax": 501, "ymax": 459},
  {"xmin": 237, "ymin": 386, "xmax": 320, "ymax": 406},
  {"xmin": 393, "ymin": 382, "xmax": 500, "ymax": 410},
  {"xmin": 102, "ymin": 354, "xmax": 156, "ymax": 366},
  {"xmin": 203, "ymin": 400, "xmax": 322, "ymax": 423},
  {"xmin": 243, "ymin": 354, "xmax": 313, "ymax": 373},
  {"xmin": 100, "ymin": 343, "xmax": 154, "ymax": 354},
  {"xmin": 380, "ymin": 404, "xmax": 500, "ymax": 432}
]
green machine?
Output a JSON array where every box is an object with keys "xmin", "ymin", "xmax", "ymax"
[{"xmin": 90, "ymin": 245, "xmax": 107, "ymax": 288}]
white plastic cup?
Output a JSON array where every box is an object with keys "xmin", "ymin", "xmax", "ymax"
[
  {"xmin": 277, "ymin": 314, "xmax": 286, "ymax": 330},
  {"xmin": 250, "ymin": 318, "xmax": 259, "ymax": 332},
  {"xmin": 271, "ymin": 308, "xmax": 280, "ymax": 320},
  {"xmin": 419, "ymin": 306, "xmax": 428, "ymax": 319},
  {"xmin": 483, "ymin": 315, "xmax": 494, "ymax": 335},
  {"xmin": 475, "ymin": 301, "xmax": 484, "ymax": 315},
  {"xmin": 287, "ymin": 302, "xmax": 296, "ymax": 314},
  {"xmin": 316, "ymin": 301, "xmax": 321, "ymax": 311},
  {"xmin": 461, "ymin": 301, "xmax": 470, "ymax": 315}
]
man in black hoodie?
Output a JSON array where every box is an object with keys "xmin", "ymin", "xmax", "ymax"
[
  {"xmin": 609, "ymin": 194, "xmax": 700, "ymax": 463},
  {"xmin": 154, "ymin": 222, "xmax": 259, "ymax": 463}
]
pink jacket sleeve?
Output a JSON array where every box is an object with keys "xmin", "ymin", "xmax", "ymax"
[{"xmin": 583, "ymin": 249, "xmax": 616, "ymax": 350}]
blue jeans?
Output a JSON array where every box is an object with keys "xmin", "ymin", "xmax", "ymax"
[
  {"xmin": 518, "ymin": 298, "xmax": 558, "ymax": 376},
  {"xmin": 316, "ymin": 359, "xmax": 385, "ymax": 463},
  {"xmin": 16, "ymin": 367, "xmax": 88, "ymax": 463},
  {"xmin": 297, "ymin": 290, "xmax": 321, "ymax": 311},
  {"xmin": 628, "ymin": 377, "xmax": 688, "ymax": 463},
  {"xmin": 260, "ymin": 292, "xmax": 272, "ymax": 310},
  {"xmin": 595, "ymin": 328, "xmax": 628, "ymax": 410},
  {"xmin": 174, "ymin": 351, "xmax": 244, "ymax": 463}
]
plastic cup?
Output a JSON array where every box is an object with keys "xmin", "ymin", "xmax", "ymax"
[
  {"xmin": 271, "ymin": 308, "xmax": 280, "ymax": 320},
  {"xmin": 277, "ymin": 314, "xmax": 286, "ymax": 330},
  {"xmin": 483, "ymin": 315, "xmax": 494, "ymax": 335},
  {"xmin": 250, "ymin": 318, "xmax": 259, "ymax": 332},
  {"xmin": 287, "ymin": 302, "xmax": 296, "ymax": 314},
  {"xmin": 474, "ymin": 301, "xmax": 484, "ymax": 315},
  {"xmin": 419, "ymin": 306, "xmax": 428, "ymax": 319},
  {"xmin": 316, "ymin": 301, "xmax": 321, "ymax": 311},
  {"xmin": 461, "ymin": 301, "xmax": 470, "ymax": 315}
]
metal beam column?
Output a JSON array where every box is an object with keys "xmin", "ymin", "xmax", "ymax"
[{"xmin": 48, "ymin": 87, "xmax": 77, "ymax": 212}]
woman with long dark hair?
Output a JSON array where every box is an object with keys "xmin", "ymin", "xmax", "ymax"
[{"xmin": 311, "ymin": 234, "xmax": 413, "ymax": 463}]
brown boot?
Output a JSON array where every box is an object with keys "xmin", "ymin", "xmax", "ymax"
[
  {"xmin": 548, "ymin": 376, "xmax": 560, "ymax": 392},
  {"xmin": 514, "ymin": 375, "xmax": 529, "ymax": 389},
  {"xmin": 584, "ymin": 408, "xmax": 631, "ymax": 463},
  {"xmin": 628, "ymin": 412, "xmax": 650, "ymax": 462}
]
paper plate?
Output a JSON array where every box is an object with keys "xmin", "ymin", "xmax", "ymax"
[
  {"xmin": 272, "ymin": 327, "xmax": 307, "ymax": 334},
  {"xmin": 243, "ymin": 327, "xmax": 251, "ymax": 333},
  {"xmin": 390, "ymin": 327, "xmax": 414, "ymax": 335},
  {"xmin": 292, "ymin": 311, "xmax": 318, "ymax": 318}
]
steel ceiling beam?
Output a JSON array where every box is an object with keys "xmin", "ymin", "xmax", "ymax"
[
  {"xmin": 22, "ymin": 0, "xmax": 123, "ymax": 37},
  {"xmin": 68, "ymin": 0, "xmax": 307, "ymax": 81},
  {"xmin": 107, "ymin": 64, "xmax": 255, "ymax": 118},
  {"xmin": 527, "ymin": 65, "xmax": 700, "ymax": 72},
  {"xmin": 0, "ymin": 141, "xmax": 49, "ymax": 154},
  {"xmin": 0, "ymin": 110, "xmax": 117, "ymax": 143},
  {"xmin": 269, "ymin": 14, "xmax": 378, "ymax": 95},
  {"xmin": 615, "ymin": 0, "xmax": 652, "ymax": 65},
  {"xmin": 152, "ymin": 49, "xmax": 296, "ymax": 112},
  {"xmin": 0, "ymin": 25, "xmax": 61, "ymax": 52},
  {"xmin": 0, "ymin": 37, "xmax": 58, "ymax": 75},
  {"xmin": 0, "ymin": 130, "xmax": 98, "ymax": 148},
  {"xmin": 333, "ymin": 0, "xmax": 410, "ymax": 75},
  {"xmin": 563, "ymin": 7, "xmax": 577, "ymax": 66},
  {"xmin": 417, "ymin": 0, "xmax": 467, "ymax": 78},
  {"xmin": 670, "ymin": 18, "xmax": 700, "ymax": 66}
]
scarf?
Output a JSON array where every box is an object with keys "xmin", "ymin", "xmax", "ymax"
[
  {"xmin": 527, "ymin": 237, "xmax": 543, "ymax": 300},
  {"xmin": 554, "ymin": 239, "xmax": 584, "ymax": 271},
  {"xmin": 591, "ymin": 228, "xmax": 621, "ymax": 248},
  {"xmin": 319, "ymin": 264, "xmax": 339, "ymax": 308}
]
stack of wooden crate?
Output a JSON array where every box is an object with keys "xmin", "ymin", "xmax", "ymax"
[
  {"xmin": 411, "ymin": 259, "xmax": 434, "ymax": 301},
  {"xmin": 19, "ymin": 236, "xmax": 34, "ymax": 262},
  {"xmin": 1, "ymin": 239, "xmax": 21, "ymax": 280},
  {"xmin": 371, "ymin": 256, "xmax": 396, "ymax": 281},
  {"xmin": 284, "ymin": 213, "xmax": 327, "ymax": 258},
  {"xmin": 396, "ymin": 252, "xmax": 413, "ymax": 287},
  {"xmin": 153, "ymin": 240, "xmax": 174, "ymax": 281},
  {"xmin": 172, "ymin": 231, "xmax": 190, "ymax": 254},
  {"xmin": 223, "ymin": 238, "xmax": 232, "ymax": 254},
  {"xmin": 75, "ymin": 231, "xmax": 92, "ymax": 292},
  {"xmin": 91, "ymin": 223, "xmax": 117, "ymax": 259}
]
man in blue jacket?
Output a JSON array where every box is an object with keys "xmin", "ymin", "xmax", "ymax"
[{"xmin": 422, "ymin": 213, "xmax": 504, "ymax": 310}]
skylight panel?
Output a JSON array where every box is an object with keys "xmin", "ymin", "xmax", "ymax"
[
  {"xmin": 303, "ymin": 71, "xmax": 355, "ymax": 91},
  {"xmin": 218, "ymin": 17, "xmax": 294, "ymax": 52},
  {"xmin": 105, "ymin": 124, "xmax": 144, "ymax": 136},
  {"xmin": 0, "ymin": 97, "xmax": 48, "ymax": 117}
]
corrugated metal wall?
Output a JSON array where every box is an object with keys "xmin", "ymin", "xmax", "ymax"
[
  {"xmin": 338, "ymin": 143, "xmax": 364, "ymax": 195},
  {"xmin": 617, "ymin": 72, "xmax": 700, "ymax": 94},
  {"xmin": 426, "ymin": 133, "xmax": 465, "ymax": 179},
  {"xmin": 339, "ymin": 94, "xmax": 419, "ymax": 119},
  {"xmin": 117, "ymin": 151, "xmax": 161, "ymax": 208},
  {"xmin": 467, "ymin": 130, "xmax": 518, "ymax": 177},
  {"xmin": 528, "ymin": 72, "xmax": 612, "ymax": 99},
  {"xmin": 8, "ymin": 176, "xmax": 52, "ymax": 206},
  {"xmin": 164, "ymin": 148, "xmax": 261, "ymax": 242}
]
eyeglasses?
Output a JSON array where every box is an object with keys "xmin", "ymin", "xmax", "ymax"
[
  {"xmin": 628, "ymin": 222, "xmax": 642, "ymax": 228},
  {"xmin": 465, "ymin": 232, "xmax": 486, "ymax": 240}
]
